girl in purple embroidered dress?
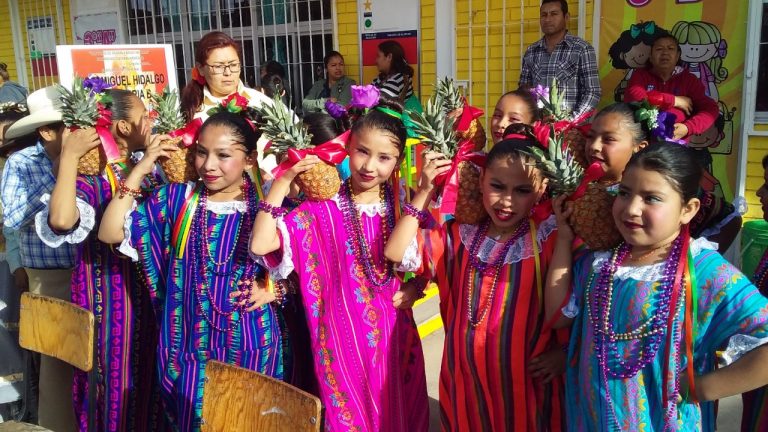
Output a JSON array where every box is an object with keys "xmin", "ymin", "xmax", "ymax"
[{"xmin": 250, "ymin": 97, "xmax": 429, "ymax": 432}]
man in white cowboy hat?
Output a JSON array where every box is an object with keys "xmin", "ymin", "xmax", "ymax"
[{"xmin": 1, "ymin": 85, "xmax": 77, "ymax": 432}]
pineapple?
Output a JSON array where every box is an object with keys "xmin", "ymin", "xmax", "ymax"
[
  {"xmin": 151, "ymin": 88, "xmax": 197, "ymax": 183},
  {"xmin": 435, "ymin": 77, "xmax": 486, "ymax": 151},
  {"xmin": 58, "ymin": 77, "xmax": 107, "ymax": 175},
  {"xmin": 563, "ymin": 128, "xmax": 589, "ymax": 169},
  {"xmin": 532, "ymin": 78, "xmax": 590, "ymax": 167},
  {"xmin": 524, "ymin": 124, "xmax": 620, "ymax": 250},
  {"xmin": 409, "ymin": 95, "xmax": 487, "ymax": 224},
  {"xmin": 257, "ymin": 95, "xmax": 341, "ymax": 201}
]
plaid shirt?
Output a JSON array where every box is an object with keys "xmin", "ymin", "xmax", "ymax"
[
  {"xmin": 519, "ymin": 32, "xmax": 601, "ymax": 119},
  {"xmin": 1, "ymin": 142, "xmax": 76, "ymax": 269}
]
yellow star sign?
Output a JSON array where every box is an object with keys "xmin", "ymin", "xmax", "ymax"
[{"xmin": 364, "ymin": 0, "xmax": 372, "ymax": 11}]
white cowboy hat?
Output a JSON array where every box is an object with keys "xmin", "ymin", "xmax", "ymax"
[{"xmin": 4, "ymin": 85, "xmax": 64, "ymax": 140}]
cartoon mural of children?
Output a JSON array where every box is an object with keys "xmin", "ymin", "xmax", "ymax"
[
  {"xmin": 688, "ymin": 100, "xmax": 736, "ymax": 157},
  {"xmin": 608, "ymin": 21, "xmax": 661, "ymax": 102},
  {"xmin": 671, "ymin": 20, "xmax": 728, "ymax": 101}
]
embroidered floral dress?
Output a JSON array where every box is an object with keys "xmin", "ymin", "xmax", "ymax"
[
  {"xmin": 35, "ymin": 172, "xmax": 163, "ymax": 432},
  {"xmin": 742, "ymin": 248, "xmax": 768, "ymax": 432},
  {"xmin": 259, "ymin": 194, "xmax": 429, "ymax": 432},
  {"xmin": 124, "ymin": 182, "xmax": 283, "ymax": 432},
  {"xmin": 419, "ymin": 216, "xmax": 567, "ymax": 431},
  {"xmin": 564, "ymin": 238, "xmax": 768, "ymax": 431}
]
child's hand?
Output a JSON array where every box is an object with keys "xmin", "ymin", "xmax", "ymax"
[
  {"xmin": 278, "ymin": 155, "xmax": 321, "ymax": 185},
  {"xmin": 392, "ymin": 279, "xmax": 422, "ymax": 309},
  {"xmin": 135, "ymin": 134, "xmax": 175, "ymax": 177},
  {"xmin": 61, "ymin": 128, "xmax": 101, "ymax": 160},
  {"xmin": 419, "ymin": 152, "xmax": 452, "ymax": 193},
  {"xmin": 529, "ymin": 347, "xmax": 567, "ymax": 383},
  {"xmin": 552, "ymin": 195, "xmax": 574, "ymax": 241},
  {"xmin": 230, "ymin": 279, "xmax": 277, "ymax": 312}
]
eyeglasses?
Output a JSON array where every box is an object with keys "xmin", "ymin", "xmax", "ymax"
[{"xmin": 205, "ymin": 62, "xmax": 241, "ymax": 74}]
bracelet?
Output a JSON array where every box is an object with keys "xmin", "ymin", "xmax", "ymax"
[
  {"xmin": 117, "ymin": 179, "xmax": 143, "ymax": 199},
  {"xmin": 402, "ymin": 203, "xmax": 428, "ymax": 224},
  {"xmin": 272, "ymin": 279, "xmax": 288, "ymax": 306},
  {"xmin": 258, "ymin": 200, "xmax": 289, "ymax": 218},
  {"xmin": 413, "ymin": 277, "xmax": 429, "ymax": 300}
]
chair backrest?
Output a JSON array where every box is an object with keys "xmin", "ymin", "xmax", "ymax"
[
  {"xmin": 201, "ymin": 360, "xmax": 322, "ymax": 432},
  {"xmin": 18, "ymin": 292, "xmax": 94, "ymax": 372}
]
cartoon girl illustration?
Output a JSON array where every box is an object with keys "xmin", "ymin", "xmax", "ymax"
[
  {"xmin": 671, "ymin": 21, "xmax": 728, "ymax": 101},
  {"xmin": 608, "ymin": 21, "xmax": 661, "ymax": 102}
]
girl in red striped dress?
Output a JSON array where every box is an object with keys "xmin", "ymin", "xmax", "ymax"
[{"xmin": 385, "ymin": 126, "xmax": 568, "ymax": 431}]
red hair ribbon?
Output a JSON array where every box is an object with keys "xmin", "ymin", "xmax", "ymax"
[
  {"xmin": 169, "ymin": 117, "xmax": 204, "ymax": 148},
  {"xmin": 502, "ymin": 133, "xmax": 529, "ymax": 141},
  {"xmin": 93, "ymin": 103, "xmax": 121, "ymax": 161},
  {"xmin": 271, "ymin": 130, "xmax": 350, "ymax": 179},
  {"xmin": 191, "ymin": 67, "xmax": 206, "ymax": 85},
  {"xmin": 434, "ymin": 139, "xmax": 487, "ymax": 215},
  {"xmin": 455, "ymin": 99, "xmax": 484, "ymax": 132}
]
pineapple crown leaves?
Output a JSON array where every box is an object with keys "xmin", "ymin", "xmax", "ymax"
[
  {"xmin": 530, "ymin": 78, "xmax": 569, "ymax": 121},
  {"xmin": 58, "ymin": 77, "xmax": 105, "ymax": 128},
  {"xmin": 149, "ymin": 87, "xmax": 186, "ymax": 133},
  {"xmin": 407, "ymin": 94, "xmax": 459, "ymax": 158},
  {"xmin": 434, "ymin": 77, "xmax": 465, "ymax": 114},
  {"xmin": 253, "ymin": 93, "xmax": 313, "ymax": 156},
  {"xmin": 522, "ymin": 123, "xmax": 585, "ymax": 196}
]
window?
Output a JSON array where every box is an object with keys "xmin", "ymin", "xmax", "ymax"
[
  {"xmin": 756, "ymin": 1, "xmax": 768, "ymax": 115},
  {"xmin": 123, "ymin": 0, "xmax": 334, "ymax": 107}
]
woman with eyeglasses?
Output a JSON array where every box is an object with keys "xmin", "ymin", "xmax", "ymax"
[{"xmin": 180, "ymin": 31, "xmax": 274, "ymax": 123}]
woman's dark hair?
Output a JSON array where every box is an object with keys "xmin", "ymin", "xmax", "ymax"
[
  {"xmin": 498, "ymin": 87, "xmax": 541, "ymax": 122},
  {"xmin": 198, "ymin": 111, "xmax": 261, "ymax": 153},
  {"xmin": 487, "ymin": 123, "xmax": 541, "ymax": 166},
  {"xmin": 377, "ymin": 41, "xmax": 413, "ymax": 78},
  {"xmin": 303, "ymin": 112, "xmax": 349, "ymax": 146},
  {"xmin": 262, "ymin": 60, "xmax": 286, "ymax": 78},
  {"xmin": 180, "ymin": 31, "xmax": 242, "ymax": 122},
  {"xmin": 105, "ymin": 89, "xmax": 139, "ymax": 122},
  {"xmin": 593, "ymin": 103, "xmax": 646, "ymax": 144},
  {"xmin": 0, "ymin": 63, "xmax": 9, "ymax": 81},
  {"xmin": 625, "ymin": 142, "xmax": 702, "ymax": 202},
  {"xmin": 0, "ymin": 108, "xmax": 35, "ymax": 156},
  {"xmin": 260, "ymin": 74, "xmax": 285, "ymax": 99},
  {"xmin": 351, "ymin": 97, "xmax": 407, "ymax": 156},
  {"xmin": 762, "ymin": 154, "xmax": 768, "ymax": 170},
  {"xmin": 323, "ymin": 51, "xmax": 344, "ymax": 68}
]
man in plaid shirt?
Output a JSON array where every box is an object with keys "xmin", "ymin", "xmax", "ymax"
[{"xmin": 519, "ymin": 0, "xmax": 601, "ymax": 120}]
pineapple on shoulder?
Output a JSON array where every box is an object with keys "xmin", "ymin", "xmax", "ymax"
[
  {"xmin": 256, "ymin": 94, "xmax": 341, "ymax": 201},
  {"xmin": 150, "ymin": 88, "xmax": 197, "ymax": 183},
  {"xmin": 58, "ymin": 77, "xmax": 107, "ymax": 175},
  {"xmin": 409, "ymin": 94, "xmax": 486, "ymax": 224},
  {"xmin": 435, "ymin": 77, "xmax": 486, "ymax": 151}
]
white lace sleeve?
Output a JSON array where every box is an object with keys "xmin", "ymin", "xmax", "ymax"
[
  {"xmin": 117, "ymin": 202, "xmax": 139, "ymax": 262},
  {"xmin": 395, "ymin": 235, "xmax": 421, "ymax": 272},
  {"xmin": 252, "ymin": 217, "xmax": 295, "ymax": 280},
  {"xmin": 720, "ymin": 334, "xmax": 768, "ymax": 366},
  {"xmin": 34, "ymin": 193, "xmax": 95, "ymax": 247},
  {"xmin": 561, "ymin": 293, "xmax": 579, "ymax": 318}
]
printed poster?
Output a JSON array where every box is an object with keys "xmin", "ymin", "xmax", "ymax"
[{"xmin": 597, "ymin": 0, "xmax": 747, "ymax": 202}]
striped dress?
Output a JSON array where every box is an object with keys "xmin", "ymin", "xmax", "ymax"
[
  {"xmin": 128, "ymin": 182, "xmax": 283, "ymax": 432},
  {"xmin": 372, "ymin": 72, "xmax": 414, "ymax": 100},
  {"xmin": 565, "ymin": 238, "xmax": 768, "ymax": 431},
  {"xmin": 742, "ymin": 249, "xmax": 768, "ymax": 432},
  {"xmin": 423, "ymin": 216, "xmax": 567, "ymax": 431},
  {"xmin": 35, "ymin": 174, "xmax": 164, "ymax": 432},
  {"xmin": 259, "ymin": 195, "xmax": 429, "ymax": 432}
]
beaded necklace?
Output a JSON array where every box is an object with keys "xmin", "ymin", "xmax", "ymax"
[
  {"xmin": 338, "ymin": 179, "xmax": 396, "ymax": 291},
  {"xmin": 464, "ymin": 218, "xmax": 529, "ymax": 327},
  {"xmin": 586, "ymin": 234, "xmax": 686, "ymax": 430},
  {"xmin": 191, "ymin": 177, "xmax": 258, "ymax": 332}
]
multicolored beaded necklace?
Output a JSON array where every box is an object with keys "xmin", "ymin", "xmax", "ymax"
[
  {"xmin": 464, "ymin": 218, "xmax": 529, "ymax": 327},
  {"xmin": 586, "ymin": 234, "xmax": 687, "ymax": 431},
  {"xmin": 191, "ymin": 177, "xmax": 258, "ymax": 332},
  {"xmin": 338, "ymin": 179, "xmax": 396, "ymax": 292}
]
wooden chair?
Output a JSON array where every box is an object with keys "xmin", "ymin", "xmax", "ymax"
[
  {"xmin": 0, "ymin": 293, "xmax": 95, "ymax": 431},
  {"xmin": 201, "ymin": 360, "xmax": 322, "ymax": 432}
]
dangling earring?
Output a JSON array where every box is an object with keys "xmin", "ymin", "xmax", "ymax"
[{"xmin": 240, "ymin": 172, "xmax": 247, "ymax": 193}]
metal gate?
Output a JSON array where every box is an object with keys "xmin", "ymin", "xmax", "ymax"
[{"xmin": 124, "ymin": 0, "xmax": 335, "ymax": 107}]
